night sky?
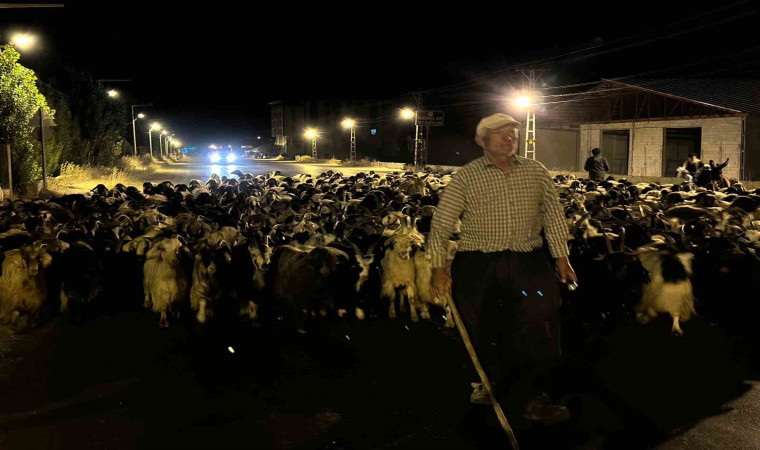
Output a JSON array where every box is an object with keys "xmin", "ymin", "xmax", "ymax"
[{"xmin": 1, "ymin": 1, "xmax": 759, "ymax": 147}]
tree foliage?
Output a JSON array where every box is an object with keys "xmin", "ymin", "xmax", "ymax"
[{"xmin": 0, "ymin": 44, "xmax": 54, "ymax": 190}]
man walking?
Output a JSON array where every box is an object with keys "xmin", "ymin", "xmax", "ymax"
[
  {"xmin": 429, "ymin": 113, "xmax": 577, "ymax": 425},
  {"xmin": 584, "ymin": 148, "xmax": 610, "ymax": 181}
]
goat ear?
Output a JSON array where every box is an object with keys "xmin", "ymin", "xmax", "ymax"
[{"xmin": 40, "ymin": 251, "xmax": 53, "ymax": 269}]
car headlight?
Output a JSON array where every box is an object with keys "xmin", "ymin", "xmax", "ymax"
[
  {"xmin": 210, "ymin": 152, "xmax": 221, "ymax": 163},
  {"xmin": 226, "ymin": 153, "xmax": 236, "ymax": 163}
]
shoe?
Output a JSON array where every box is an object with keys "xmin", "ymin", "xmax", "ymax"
[
  {"xmin": 470, "ymin": 383, "xmax": 492, "ymax": 405},
  {"xmin": 523, "ymin": 393, "xmax": 570, "ymax": 423}
]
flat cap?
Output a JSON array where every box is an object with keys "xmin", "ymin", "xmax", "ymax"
[{"xmin": 475, "ymin": 113, "xmax": 522, "ymax": 139}]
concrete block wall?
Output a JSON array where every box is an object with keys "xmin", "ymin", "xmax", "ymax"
[{"xmin": 579, "ymin": 117, "xmax": 743, "ymax": 180}]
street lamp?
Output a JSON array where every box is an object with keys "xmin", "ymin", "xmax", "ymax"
[
  {"xmin": 400, "ymin": 108, "xmax": 415, "ymax": 120},
  {"xmin": 9, "ymin": 33, "xmax": 37, "ymax": 52},
  {"xmin": 166, "ymin": 134, "xmax": 175, "ymax": 157},
  {"xmin": 131, "ymin": 105, "xmax": 150, "ymax": 156},
  {"xmin": 342, "ymin": 118, "xmax": 356, "ymax": 161},
  {"xmin": 304, "ymin": 128, "xmax": 318, "ymax": 159},
  {"xmin": 160, "ymin": 130, "xmax": 170, "ymax": 157},
  {"xmin": 513, "ymin": 92, "xmax": 539, "ymax": 160},
  {"xmin": 149, "ymin": 123, "xmax": 162, "ymax": 158},
  {"xmin": 400, "ymin": 108, "xmax": 423, "ymax": 167},
  {"xmin": 107, "ymin": 89, "xmax": 119, "ymax": 98}
]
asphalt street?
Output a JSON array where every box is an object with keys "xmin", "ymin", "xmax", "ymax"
[{"xmin": 142, "ymin": 156, "xmax": 401, "ymax": 185}]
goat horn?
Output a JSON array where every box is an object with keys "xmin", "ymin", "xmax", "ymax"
[{"xmin": 619, "ymin": 226, "xmax": 626, "ymax": 253}]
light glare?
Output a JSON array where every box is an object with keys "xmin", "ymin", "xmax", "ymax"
[
  {"xmin": 515, "ymin": 96, "xmax": 530, "ymax": 108},
  {"xmin": 10, "ymin": 33, "xmax": 36, "ymax": 51},
  {"xmin": 107, "ymin": 90, "xmax": 119, "ymax": 98},
  {"xmin": 400, "ymin": 108, "xmax": 415, "ymax": 120}
]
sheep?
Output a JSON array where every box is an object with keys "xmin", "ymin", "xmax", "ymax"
[
  {"xmin": 0, "ymin": 245, "xmax": 53, "ymax": 330},
  {"xmin": 143, "ymin": 236, "xmax": 191, "ymax": 328},
  {"xmin": 634, "ymin": 248, "xmax": 696, "ymax": 335}
]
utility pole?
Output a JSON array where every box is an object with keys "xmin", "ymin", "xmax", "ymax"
[
  {"xmin": 412, "ymin": 92, "xmax": 425, "ymax": 169},
  {"xmin": 39, "ymin": 108, "xmax": 47, "ymax": 190},
  {"xmin": 518, "ymin": 69, "xmax": 548, "ymax": 160},
  {"xmin": 349, "ymin": 126, "xmax": 356, "ymax": 161},
  {"xmin": 148, "ymin": 130, "xmax": 154, "ymax": 158}
]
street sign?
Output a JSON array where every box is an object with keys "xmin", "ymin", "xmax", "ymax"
[{"xmin": 415, "ymin": 111, "xmax": 444, "ymax": 127}]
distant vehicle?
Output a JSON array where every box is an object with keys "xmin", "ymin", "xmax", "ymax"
[{"xmin": 209, "ymin": 147, "xmax": 241, "ymax": 164}]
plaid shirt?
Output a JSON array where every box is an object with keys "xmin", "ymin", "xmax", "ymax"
[{"xmin": 429, "ymin": 153, "xmax": 569, "ymax": 269}]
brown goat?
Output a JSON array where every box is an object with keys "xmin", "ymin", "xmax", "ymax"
[{"xmin": 0, "ymin": 245, "xmax": 53, "ymax": 330}]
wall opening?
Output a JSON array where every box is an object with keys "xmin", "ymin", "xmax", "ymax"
[
  {"xmin": 601, "ymin": 129, "xmax": 630, "ymax": 175},
  {"xmin": 663, "ymin": 128, "xmax": 702, "ymax": 177}
]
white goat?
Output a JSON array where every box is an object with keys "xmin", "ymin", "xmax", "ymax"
[
  {"xmin": 381, "ymin": 233, "xmax": 419, "ymax": 320},
  {"xmin": 635, "ymin": 248, "xmax": 696, "ymax": 335},
  {"xmin": 143, "ymin": 237, "xmax": 190, "ymax": 328}
]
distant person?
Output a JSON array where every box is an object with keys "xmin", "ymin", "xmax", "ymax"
[
  {"xmin": 677, "ymin": 154, "xmax": 703, "ymax": 182},
  {"xmin": 584, "ymin": 148, "xmax": 610, "ymax": 181}
]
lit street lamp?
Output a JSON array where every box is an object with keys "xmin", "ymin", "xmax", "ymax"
[
  {"xmin": 160, "ymin": 130, "xmax": 169, "ymax": 157},
  {"xmin": 107, "ymin": 89, "xmax": 119, "ymax": 98},
  {"xmin": 304, "ymin": 128, "xmax": 318, "ymax": 159},
  {"xmin": 400, "ymin": 108, "xmax": 422, "ymax": 167},
  {"xmin": 131, "ymin": 105, "xmax": 150, "ymax": 156},
  {"xmin": 513, "ymin": 92, "xmax": 539, "ymax": 159},
  {"xmin": 9, "ymin": 33, "xmax": 37, "ymax": 52},
  {"xmin": 149, "ymin": 123, "xmax": 161, "ymax": 158},
  {"xmin": 341, "ymin": 118, "xmax": 356, "ymax": 161}
]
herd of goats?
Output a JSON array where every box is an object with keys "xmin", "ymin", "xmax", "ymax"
[{"xmin": 1, "ymin": 167, "xmax": 760, "ymax": 342}]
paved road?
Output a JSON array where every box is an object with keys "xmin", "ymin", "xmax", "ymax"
[{"xmin": 143, "ymin": 157, "xmax": 402, "ymax": 185}]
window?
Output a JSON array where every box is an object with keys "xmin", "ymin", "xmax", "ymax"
[{"xmin": 371, "ymin": 129, "xmax": 377, "ymax": 135}]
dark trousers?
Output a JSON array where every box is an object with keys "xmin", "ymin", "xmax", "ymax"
[
  {"xmin": 588, "ymin": 171, "xmax": 606, "ymax": 181},
  {"xmin": 452, "ymin": 249, "xmax": 562, "ymax": 411}
]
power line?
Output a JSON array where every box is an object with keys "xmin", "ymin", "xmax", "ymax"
[{"xmin": 415, "ymin": 1, "xmax": 757, "ymax": 96}]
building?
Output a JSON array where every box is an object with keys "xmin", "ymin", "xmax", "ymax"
[{"xmin": 542, "ymin": 78, "xmax": 760, "ymax": 180}]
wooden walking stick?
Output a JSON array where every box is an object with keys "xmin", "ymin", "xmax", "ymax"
[{"xmin": 446, "ymin": 294, "xmax": 520, "ymax": 450}]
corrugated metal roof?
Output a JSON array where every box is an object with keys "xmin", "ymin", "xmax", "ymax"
[{"xmin": 604, "ymin": 78, "xmax": 760, "ymax": 114}]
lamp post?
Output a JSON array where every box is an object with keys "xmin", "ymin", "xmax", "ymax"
[
  {"xmin": 341, "ymin": 118, "xmax": 356, "ymax": 161},
  {"xmin": 160, "ymin": 130, "xmax": 170, "ymax": 157},
  {"xmin": 166, "ymin": 134, "xmax": 175, "ymax": 157},
  {"xmin": 131, "ymin": 105, "xmax": 150, "ymax": 156},
  {"xmin": 149, "ymin": 123, "xmax": 161, "ymax": 158},
  {"xmin": 514, "ymin": 94, "xmax": 537, "ymax": 160},
  {"xmin": 400, "ymin": 108, "xmax": 421, "ymax": 166},
  {"xmin": 304, "ymin": 128, "xmax": 318, "ymax": 159}
]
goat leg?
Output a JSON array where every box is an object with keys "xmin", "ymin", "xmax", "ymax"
[
  {"xmin": 407, "ymin": 287, "xmax": 419, "ymax": 322},
  {"xmin": 671, "ymin": 314, "xmax": 683, "ymax": 336},
  {"xmin": 420, "ymin": 302, "xmax": 431, "ymax": 320},
  {"xmin": 197, "ymin": 300, "xmax": 207, "ymax": 323},
  {"xmin": 60, "ymin": 288, "xmax": 69, "ymax": 312},
  {"xmin": 443, "ymin": 305, "xmax": 455, "ymax": 328},
  {"xmin": 159, "ymin": 309, "xmax": 169, "ymax": 328}
]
